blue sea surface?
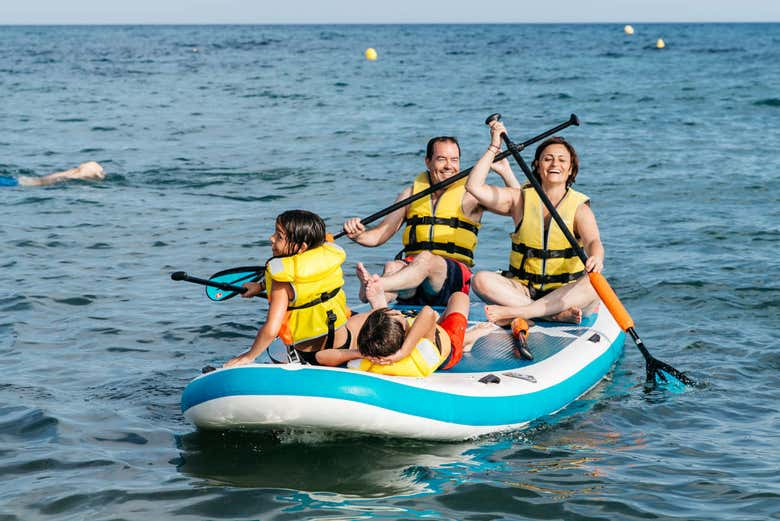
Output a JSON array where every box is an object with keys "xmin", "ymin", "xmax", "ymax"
[{"xmin": 1, "ymin": 23, "xmax": 778, "ymax": 520}]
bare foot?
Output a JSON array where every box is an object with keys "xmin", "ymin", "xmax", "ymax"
[
  {"xmin": 364, "ymin": 275, "xmax": 388, "ymax": 309},
  {"xmin": 546, "ymin": 307, "xmax": 582, "ymax": 324},
  {"xmin": 484, "ymin": 305, "xmax": 518, "ymax": 326},
  {"xmin": 463, "ymin": 322, "xmax": 498, "ymax": 352},
  {"xmin": 356, "ymin": 262, "xmax": 372, "ymax": 303}
]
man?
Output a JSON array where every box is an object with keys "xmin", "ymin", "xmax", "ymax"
[
  {"xmin": 343, "ymin": 136, "xmax": 519, "ymax": 306},
  {"xmin": 0, "ymin": 161, "xmax": 105, "ymax": 187}
]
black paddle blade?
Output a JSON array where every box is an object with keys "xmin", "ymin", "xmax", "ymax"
[
  {"xmin": 206, "ymin": 266, "xmax": 264, "ymax": 302},
  {"xmin": 647, "ymin": 357, "xmax": 696, "ymax": 387}
]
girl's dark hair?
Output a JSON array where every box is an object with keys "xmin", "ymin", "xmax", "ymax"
[
  {"xmin": 425, "ymin": 136, "xmax": 461, "ymax": 160},
  {"xmin": 531, "ymin": 136, "xmax": 580, "ymax": 188},
  {"xmin": 275, "ymin": 209, "xmax": 326, "ymax": 256},
  {"xmin": 357, "ymin": 308, "xmax": 405, "ymax": 358}
]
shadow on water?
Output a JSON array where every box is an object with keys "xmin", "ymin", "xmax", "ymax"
[{"xmin": 173, "ymin": 429, "xmax": 486, "ymax": 497}]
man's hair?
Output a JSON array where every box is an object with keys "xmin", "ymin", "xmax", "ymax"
[
  {"xmin": 530, "ymin": 136, "xmax": 580, "ymax": 188},
  {"xmin": 275, "ymin": 209, "xmax": 326, "ymax": 256},
  {"xmin": 425, "ymin": 136, "xmax": 461, "ymax": 160},
  {"xmin": 357, "ymin": 308, "xmax": 406, "ymax": 358}
]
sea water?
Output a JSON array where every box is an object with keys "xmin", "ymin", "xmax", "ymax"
[{"xmin": 1, "ymin": 24, "xmax": 778, "ymax": 520}]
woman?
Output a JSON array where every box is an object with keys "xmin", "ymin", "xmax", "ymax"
[{"xmin": 465, "ymin": 121, "xmax": 604, "ymax": 325}]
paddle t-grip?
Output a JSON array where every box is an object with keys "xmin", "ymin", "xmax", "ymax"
[
  {"xmin": 171, "ymin": 271, "xmax": 187, "ymax": 281},
  {"xmin": 485, "ymin": 113, "xmax": 502, "ymax": 125}
]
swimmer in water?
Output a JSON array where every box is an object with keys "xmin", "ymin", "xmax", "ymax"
[{"xmin": 0, "ymin": 161, "xmax": 105, "ymax": 187}]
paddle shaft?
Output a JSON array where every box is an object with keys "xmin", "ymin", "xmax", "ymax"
[
  {"xmin": 332, "ymin": 114, "xmax": 579, "ymax": 240},
  {"xmin": 171, "ymin": 271, "xmax": 247, "ymax": 294}
]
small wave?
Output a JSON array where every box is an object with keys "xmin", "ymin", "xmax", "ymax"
[
  {"xmin": 93, "ymin": 432, "xmax": 148, "ymax": 445},
  {"xmin": 0, "ymin": 406, "xmax": 58, "ymax": 441},
  {"xmin": 691, "ymin": 47, "xmax": 745, "ymax": 54},
  {"xmin": 90, "ymin": 126, "xmax": 117, "ymax": 132},
  {"xmin": 51, "ymin": 296, "xmax": 95, "ymax": 306},
  {"xmin": 753, "ymin": 98, "xmax": 780, "ymax": 108}
]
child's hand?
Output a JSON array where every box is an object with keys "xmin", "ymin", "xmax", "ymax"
[
  {"xmin": 224, "ymin": 351, "xmax": 256, "ymax": 367},
  {"xmin": 241, "ymin": 281, "xmax": 265, "ymax": 298}
]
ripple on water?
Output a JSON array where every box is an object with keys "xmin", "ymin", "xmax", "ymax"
[{"xmin": 0, "ymin": 406, "xmax": 58, "ymax": 442}]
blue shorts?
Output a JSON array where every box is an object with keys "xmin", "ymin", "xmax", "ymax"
[
  {"xmin": 396, "ymin": 256, "xmax": 472, "ymax": 307},
  {"xmin": 0, "ymin": 176, "xmax": 19, "ymax": 187}
]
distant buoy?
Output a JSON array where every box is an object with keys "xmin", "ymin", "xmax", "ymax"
[
  {"xmin": 656, "ymin": 38, "xmax": 666, "ymax": 49},
  {"xmin": 364, "ymin": 48, "xmax": 378, "ymax": 61},
  {"xmin": 624, "ymin": 25, "xmax": 634, "ymax": 35}
]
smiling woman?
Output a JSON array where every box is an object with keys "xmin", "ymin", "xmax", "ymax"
[{"xmin": 465, "ymin": 121, "xmax": 604, "ymax": 326}]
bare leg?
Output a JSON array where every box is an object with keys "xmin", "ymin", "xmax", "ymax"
[
  {"xmin": 356, "ymin": 262, "xmax": 372, "ymax": 303},
  {"xmin": 364, "ymin": 274, "xmax": 388, "ymax": 309},
  {"xmin": 462, "ymin": 322, "xmax": 498, "ymax": 352},
  {"xmin": 380, "ymin": 260, "xmax": 406, "ymax": 302},
  {"xmin": 472, "ymin": 270, "xmax": 533, "ymax": 306},
  {"xmin": 379, "ymin": 251, "xmax": 448, "ymax": 297},
  {"xmin": 485, "ymin": 276, "xmax": 597, "ymax": 325}
]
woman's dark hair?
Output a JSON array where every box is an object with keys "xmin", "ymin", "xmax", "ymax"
[
  {"xmin": 275, "ymin": 209, "xmax": 326, "ymax": 256},
  {"xmin": 425, "ymin": 136, "xmax": 461, "ymax": 160},
  {"xmin": 357, "ymin": 308, "xmax": 406, "ymax": 358},
  {"xmin": 531, "ymin": 136, "xmax": 580, "ymax": 188}
]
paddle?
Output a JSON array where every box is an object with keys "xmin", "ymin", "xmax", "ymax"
[
  {"xmin": 489, "ymin": 113, "xmax": 695, "ymax": 387},
  {"xmin": 171, "ymin": 266, "xmax": 266, "ymax": 301},
  {"xmin": 331, "ymin": 114, "xmax": 580, "ymax": 240},
  {"xmin": 173, "ymin": 116, "xmax": 582, "ymax": 298}
]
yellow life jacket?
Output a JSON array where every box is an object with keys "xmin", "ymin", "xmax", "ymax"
[
  {"xmin": 347, "ymin": 317, "xmax": 447, "ymax": 377},
  {"xmin": 508, "ymin": 187, "xmax": 589, "ymax": 292},
  {"xmin": 401, "ymin": 172, "xmax": 480, "ymax": 267},
  {"xmin": 265, "ymin": 242, "xmax": 350, "ymax": 347}
]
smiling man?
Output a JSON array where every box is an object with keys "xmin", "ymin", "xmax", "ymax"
[{"xmin": 343, "ymin": 136, "xmax": 519, "ymax": 306}]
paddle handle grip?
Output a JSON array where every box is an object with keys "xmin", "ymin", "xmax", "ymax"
[{"xmin": 588, "ymin": 272, "xmax": 634, "ymax": 332}]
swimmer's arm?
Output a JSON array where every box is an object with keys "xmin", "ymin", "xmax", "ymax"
[
  {"xmin": 342, "ymin": 187, "xmax": 411, "ymax": 246},
  {"xmin": 224, "ymin": 282, "xmax": 290, "ymax": 367}
]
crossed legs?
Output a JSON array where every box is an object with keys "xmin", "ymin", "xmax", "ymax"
[{"xmin": 473, "ymin": 271, "xmax": 597, "ymax": 325}]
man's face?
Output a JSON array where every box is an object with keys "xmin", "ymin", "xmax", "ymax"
[{"xmin": 424, "ymin": 141, "xmax": 460, "ymax": 184}]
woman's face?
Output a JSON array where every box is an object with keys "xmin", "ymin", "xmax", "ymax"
[{"xmin": 537, "ymin": 144, "xmax": 572, "ymax": 186}]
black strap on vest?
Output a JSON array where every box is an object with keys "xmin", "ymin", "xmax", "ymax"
[
  {"xmin": 402, "ymin": 240, "xmax": 474, "ymax": 262},
  {"xmin": 405, "ymin": 215, "xmax": 479, "ymax": 235},
  {"xmin": 286, "ymin": 287, "xmax": 342, "ymax": 310},
  {"xmin": 511, "ymin": 242, "xmax": 579, "ymax": 259},
  {"xmin": 507, "ymin": 265, "xmax": 585, "ymax": 286}
]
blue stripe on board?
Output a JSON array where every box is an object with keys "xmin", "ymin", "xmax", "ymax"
[{"xmin": 182, "ymin": 332, "xmax": 624, "ymax": 427}]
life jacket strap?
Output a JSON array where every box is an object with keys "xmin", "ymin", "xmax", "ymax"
[
  {"xmin": 402, "ymin": 240, "xmax": 474, "ymax": 262},
  {"xmin": 507, "ymin": 265, "xmax": 585, "ymax": 286},
  {"xmin": 405, "ymin": 215, "xmax": 479, "ymax": 235},
  {"xmin": 287, "ymin": 287, "xmax": 342, "ymax": 310},
  {"xmin": 511, "ymin": 242, "xmax": 579, "ymax": 259}
]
